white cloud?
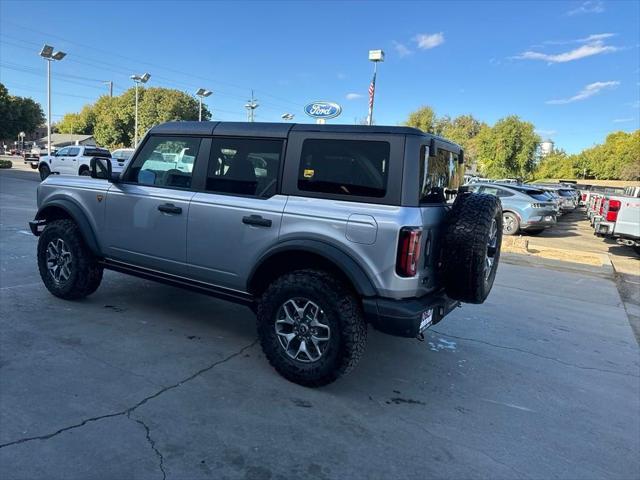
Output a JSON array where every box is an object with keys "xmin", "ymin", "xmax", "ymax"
[
  {"xmin": 516, "ymin": 41, "xmax": 617, "ymax": 63},
  {"xmin": 414, "ymin": 32, "xmax": 445, "ymax": 50},
  {"xmin": 567, "ymin": 1, "xmax": 605, "ymax": 16},
  {"xmin": 392, "ymin": 40, "xmax": 412, "ymax": 57},
  {"xmin": 345, "ymin": 93, "xmax": 363, "ymax": 100},
  {"xmin": 546, "ymin": 81, "xmax": 620, "ymax": 104},
  {"xmin": 536, "ymin": 129, "xmax": 557, "ymax": 137},
  {"xmin": 613, "ymin": 118, "xmax": 634, "ymax": 123}
]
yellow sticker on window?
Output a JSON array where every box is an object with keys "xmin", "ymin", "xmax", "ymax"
[{"xmin": 303, "ymin": 169, "xmax": 315, "ymax": 178}]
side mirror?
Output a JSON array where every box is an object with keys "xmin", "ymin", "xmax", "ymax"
[{"xmin": 90, "ymin": 157, "xmax": 112, "ymax": 180}]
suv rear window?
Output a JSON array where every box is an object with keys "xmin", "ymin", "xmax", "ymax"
[
  {"xmin": 84, "ymin": 148, "xmax": 110, "ymax": 158},
  {"xmin": 297, "ymin": 139, "xmax": 389, "ymax": 198},
  {"xmin": 509, "ymin": 186, "xmax": 550, "ymax": 202},
  {"xmin": 419, "ymin": 146, "xmax": 464, "ymax": 204}
]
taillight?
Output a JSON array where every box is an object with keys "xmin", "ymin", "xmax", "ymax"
[
  {"xmin": 396, "ymin": 227, "xmax": 422, "ymax": 277},
  {"xmin": 599, "ymin": 201, "xmax": 605, "ymax": 215},
  {"xmin": 606, "ymin": 200, "xmax": 621, "ymax": 222}
]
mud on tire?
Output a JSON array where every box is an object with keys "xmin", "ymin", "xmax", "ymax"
[
  {"xmin": 441, "ymin": 193, "xmax": 502, "ymax": 304},
  {"xmin": 37, "ymin": 219, "xmax": 103, "ymax": 300},
  {"xmin": 256, "ymin": 269, "xmax": 367, "ymax": 387}
]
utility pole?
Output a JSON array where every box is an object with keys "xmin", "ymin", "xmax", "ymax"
[
  {"xmin": 244, "ymin": 90, "xmax": 259, "ymax": 122},
  {"xmin": 103, "ymin": 81, "xmax": 113, "ymax": 97}
]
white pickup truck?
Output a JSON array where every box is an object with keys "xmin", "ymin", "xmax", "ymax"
[
  {"xmin": 36, "ymin": 145, "xmax": 125, "ymax": 181},
  {"xmin": 595, "ymin": 193, "xmax": 640, "ymax": 253}
]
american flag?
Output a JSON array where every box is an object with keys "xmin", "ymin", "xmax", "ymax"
[{"xmin": 368, "ymin": 72, "xmax": 376, "ymax": 109}]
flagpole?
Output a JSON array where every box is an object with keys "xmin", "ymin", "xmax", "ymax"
[
  {"xmin": 367, "ymin": 63, "xmax": 377, "ymax": 126},
  {"xmin": 367, "ymin": 49, "xmax": 384, "ymax": 126}
]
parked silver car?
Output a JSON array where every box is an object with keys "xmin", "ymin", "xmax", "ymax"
[{"xmin": 465, "ymin": 183, "xmax": 556, "ymax": 235}]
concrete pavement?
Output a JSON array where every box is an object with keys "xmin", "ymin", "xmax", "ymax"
[{"xmin": 1, "ymin": 170, "xmax": 639, "ymax": 479}]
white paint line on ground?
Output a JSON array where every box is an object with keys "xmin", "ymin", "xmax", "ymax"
[
  {"xmin": 0, "ymin": 281, "xmax": 42, "ymax": 291},
  {"xmin": 481, "ymin": 398, "xmax": 534, "ymax": 412}
]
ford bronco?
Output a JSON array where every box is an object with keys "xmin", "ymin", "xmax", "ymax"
[{"xmin": 30, "ymin": 122, "xmax": 502, "ymax": 386}]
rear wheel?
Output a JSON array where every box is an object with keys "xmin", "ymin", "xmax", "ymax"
[
  {"xmin": 502, "ymin": 212, "xmax": 520, "ymax": 236},
  {"xmin": 39, "ymin": 164, "xmax": 50, "ymax": 181},
  {"xmin": 37, "ymin": 219, "xmax": 103, "ymax": 300},
  {"xmin": 79, "ymin": 167, "xmax": 90, "ymax": 176},
  {"xmin": 257, "ymin": 270, "xmax": 366, "ymax": 387}
]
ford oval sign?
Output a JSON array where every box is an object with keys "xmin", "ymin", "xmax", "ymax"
[{"xmin": 304, "ymin": 101, "xmax": 342, "ymax": 119}]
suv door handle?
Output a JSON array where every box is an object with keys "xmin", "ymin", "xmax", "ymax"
[
  {"xmin": 158, "ymin": 203, "xmax": 182, "ymax": 215},
  {"xmin": 242, "ymin": 215, "xmax": 272, "ymax": 227}
]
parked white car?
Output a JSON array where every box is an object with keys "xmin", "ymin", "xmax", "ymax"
[
  {"xmin": 111, "ymin": 148, "xmax": 135, "ymax": 164},
  {"xmin": 38, "ymin": 145, "xmax": 115, "ymax": 180}
]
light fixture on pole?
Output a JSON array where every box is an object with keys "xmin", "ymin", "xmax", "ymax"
[
  {"xmin": 281, "ymin": 113, "xmax": 295, "ymax": 121},
  {"xmin": 130, "ymin": 73, "xmax": 150, "ymax": 147},
  {"xmin": 366, "ymin": 49, "xmax": 384, "ymax": 126},
  {"xmin": 39, "ymin": 44, "xmax": 66, "ymax": 156},
  {"xmin": 195, "ymin": 88, "xmax": 212, "ymax": 122},
  {"xmin": 244, "ymin": 90, "xmax": 259, "ymax": 122}
]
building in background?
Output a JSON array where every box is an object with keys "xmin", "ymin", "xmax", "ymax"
[
  {"xmin": 539, "ymin": 139, "xmax": 555, "ymax": 158},
  {"xmin": 35, "ymin": 133, "xmax": 96, "ymax": 149}
]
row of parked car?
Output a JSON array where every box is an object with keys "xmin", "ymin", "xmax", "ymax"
[
  {"xmin": 24, "ymin": 145, "xmax": 135, "ymax": 180},
  {"xmin": 462, "ymin": 180, "xmax": 579, "ymax": 236},
  {"xmin": 584, "ymin": 185, "xmax": 640, "ymax": 253}
]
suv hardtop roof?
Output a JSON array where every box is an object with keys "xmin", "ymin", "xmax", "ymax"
[{"xmin": 148, "ymin": 121, "xmax": 461, "ymax": 151}]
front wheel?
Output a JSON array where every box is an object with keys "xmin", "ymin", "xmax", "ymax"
[
  {"xmin": 256, "ymin": 270, "xmax": 367, "ymax": 387},
  {"xmin": 502, "ymin": 212, "xmax": 520, "ymax": 236},
  {"xmin": 39, "ymin": 164, "xmax": 50, "ymax": 181},
  {"xmin": 37, "ymin": 219, "xmax": 103, "ymax": 300},
  {"xmin": 79, "ymin": 168, "xmax": 90, "ymax": 176}
]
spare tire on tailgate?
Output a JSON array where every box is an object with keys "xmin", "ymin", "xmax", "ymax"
[{"xmin": 441, "ymin": 192, "xmax": 502, "ymax": 304}]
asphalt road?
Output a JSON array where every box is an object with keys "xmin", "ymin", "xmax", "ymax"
[{"xmin": 1, "ymin": 170, "xmax": 639, "ymax": 480}]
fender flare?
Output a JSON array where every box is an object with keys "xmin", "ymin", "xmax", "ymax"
[
  {"xmin": 35, "ymin": 198, "xmax": 101, "ymax": 256},
  {"xmin": 248, "ymin": 239, "xmax": 377, "ymax": 297}
]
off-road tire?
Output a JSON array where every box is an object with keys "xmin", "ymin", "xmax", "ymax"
[
  {"xmin": 37, "ymin": 219, "xmax": 103, "ymax": 300},
  {"xmin": 441, "ymin": 192, "xmax": 502, "ymax": 304},
  {"xmin": 39, "ymin": 164, "xmax": 50, "ymax": 181},
  {"xmin": 256, "ymin": 269, "xmax": 367, "ymax": 387},
  {"xmin": 502, "ymin": 212, "xmax": 519, "ymax": 235}
]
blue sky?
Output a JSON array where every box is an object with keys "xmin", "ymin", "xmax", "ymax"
[{"xmin": 0, "ymin": 0, "xmax": 638, "ymax": 153}]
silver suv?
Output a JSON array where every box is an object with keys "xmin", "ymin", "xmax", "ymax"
[{"xmin": 29, "ymin": 122, "xmax": 502, "ymax": 386}]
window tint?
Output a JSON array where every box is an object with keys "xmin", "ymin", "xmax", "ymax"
[
  {"xmin": 124, "ymin": 136, "xmax": 201, "ymax": 189},
  {"xmin": 206, "ymin": 138, "xmax": 283, "ymax": 197},
  {"xmin": 419, "ymin": 146, "xmax": 464, "ymax": 204},
  {"xmin": 298, "ymin": 139, "xmax": 389, "ymax": 198},
  {"xmin": 67, "ymin": 147, "xmax": 80, "ymax": 157},
  {"xmin": 57, "ymin": 147, "xmax": 69, "ymax": 156}
]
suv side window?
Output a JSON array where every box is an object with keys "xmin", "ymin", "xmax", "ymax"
[
  {"xmin": 205, "ymin": 138, "xmax": 283, "ymax": 198},
  {"xmin": 480, "ymin": 186, "xmax": 512, "ymax": 197},
  {"xmin": 297, "ymin": 139, "xmax": 389, "ymax": 198},
  {"xmin": 67, "ymin": 147, "xmax": 80, "ymax": 157},
  {"xmin": 56, "ymin": 147, "xmax": 69, "ymax": 156},
  {"xmin": 124, "ymin": 136, "xmax": 201, "ymax": 189}
]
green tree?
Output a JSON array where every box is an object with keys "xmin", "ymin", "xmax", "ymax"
[
  {"xmin": 404, "ymin": 106, "xmax": 440, "ymax": 134},
  {"xmin": 57, "ymin": 105, "xmax": 96, "ymax": 135},
  {"xmin": 534, "ymin": 149, "xmax": 575, "ymax": 180},
  {"xmin": 0, "ymin": 83, "xmax": 45, "ymax": 140},
  {"xmin": 477, "ymin": 115, "xmax": 540, "ymax": 179}
]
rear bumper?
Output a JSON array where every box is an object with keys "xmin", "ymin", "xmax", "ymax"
[
  {"xmin": 595, "ymin": 220, "xmax": 614, "ymax": 236},
  {"xmin": 521, "ymin": 214, "xmax": 556, "ymax": 230},
  {"xmin": 362, "ymin": 291, "xmax": 460, "ymax": 338}
]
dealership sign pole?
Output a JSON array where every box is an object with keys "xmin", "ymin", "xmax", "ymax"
[
  {"xmin": 304, "ymin": 101, "xmax": 342, "ymax": 124},
  {"xmin": 367, "ymin": 49, "xmax": 384, "ymax": 126}
]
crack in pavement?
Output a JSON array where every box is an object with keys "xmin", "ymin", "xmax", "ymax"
[
  {"xmin": 0, "ymin": 339, "xmax": 258, "ymax": 449},
  {"xmin": 431, "ymin": 330, "xmax": 639, "ymax": 378},
  {"xmin": 128, "ymin": 412, "xmax": 166, "ymax": 480}
]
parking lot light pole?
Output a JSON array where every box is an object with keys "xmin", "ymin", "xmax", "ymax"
[
  {"xmin": 367, "ymin": 49, "xmax": 384, "ymax": 126},
  {"xmin": 244, "ymin": 90, "xmax": 259, "ymax": 122},
  {"xmin": 130, "ymin": 73, "xmax": 150, "ymax": 148},
  {"xmin": 39, "ymin": 45, "xmax": 66, "ymax": 156},
  {"xmin": 195, "ymin": 88, "xmax": 212, "ymax": 122}
]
